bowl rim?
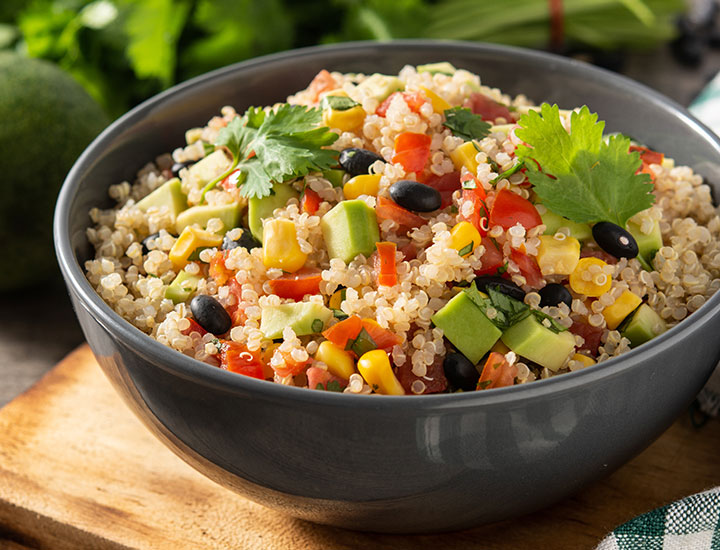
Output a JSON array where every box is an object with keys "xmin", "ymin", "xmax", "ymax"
[{"xmin": 55, "ymin": 39, "xmax": 720, "ymax": 409}]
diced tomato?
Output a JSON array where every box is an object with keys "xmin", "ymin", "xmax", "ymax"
[
  {"xmin": 306, "ymin": 366, "xmax": 348, "ymax": 392},
  {"xmin": 464, "ymin": 92, "xmax": 515, "ymax": 122},
  {"xmin": 399, "ymin": 241, "xmax": 418, "ymax": 261},
  {"xmin": 509, "ymin": 249, "xmax": 544, "ymax": 288},
  {"xmin": 182, "ymin": 318, "xmax": 208, "ymax": 337},
  {"xmin": 569, "ymin": 320, "xmax": 603, "ymax": 356},
  {"xmin": 475, "ymin": 238, "xmax": 505, "ymax": 276},
  {"xmin": 462, "ymin": 178, "xmax": 490, "ymax": 235},
  {"xmin": 322, "ymin": 315, "xmax": 400, "ymax": 353},
  {"xmin": 580, "ymin": 248, "xmax": 618, "ymax": 265},
  {"xmin": 477, "ymin": 352, "xmax": 518, "ymax": 390},
  {"xmin": 396, "ymin": 355, "xmax": 448, "ymax": 395},
  {"xmin": 629, "ymin": 145, "xmax": 664, "ymax": 166},
  {"xmin": 376, "ymin": 196, "xmax": 427, "ymax": 231},
  {"xmin": 374, "ymin": 241, "xmax": 398, "ymax": 287},
  {"xmin": 489, "ymin": 188, "xmax": 542, "ymax": 230},
  {"xmin": 301, "ymin": 187, "xmax": 321, "ymax": 214},
  {"xmin": 392, "ymin": 132, "xmax": 432, "ymax": 174},
  {"xmin": 266, "ymin": 268, "xmax": 322, "ymax": 301},
  {"xmin": 220, "ymin": 169, "xmax": 243, "ymax": 192},
  {"xmin": 226, "ymin": 278, "xmax": 247, "ymax": 326},
  {"xmin": 218, "ymin": 341, "xmax": 265, "ymax": 379},
  {"xmin": 376, "ymin": 91, "xmax": 427, "ymax": 117},
  {"xmin": 209, "ymin": 250, "xmax": 234, "ymax": 286},
  {"xmin": 307, "ymin": 69, "xmax": 338, "ymax": 103},
  {"xmin": 424, "ymin": 170, "xmax": 462, "ymax": 209},
  {"xmin": 272, "ymin": 349, "xmax": 309, "ymax": 378}
]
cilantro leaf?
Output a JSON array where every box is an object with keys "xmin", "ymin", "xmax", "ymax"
[
  {"xmin": 443, "ymin": 106, "xmax": 491, "ymax": 141},
  {"xmin": 201, "ymin": 104, "xmax": 339, "ymax": 199},
  {"xmin": 515, "ymin": 103, "xmax": 655, "ymax": 228}
]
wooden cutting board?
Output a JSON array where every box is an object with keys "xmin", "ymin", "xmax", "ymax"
[{"xmin": 0, "ymin": 345, "xmax": 718, "ymax": 550}]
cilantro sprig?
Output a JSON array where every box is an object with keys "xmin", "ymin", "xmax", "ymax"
[
  {"xmin": 443, "ymin": 107, "xmax": 491, "ymax": 141},
  {"xmin": 514, "ymin": 103, "xmax": 655, "ymax": 228},
  {"xmin": 201, "ymin": 104, "xmax": 339, "ymax": 200}
]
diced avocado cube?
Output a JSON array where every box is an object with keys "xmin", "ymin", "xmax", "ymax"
[
  {"xmin": 626, "ymin": 219, "xmax": 662, "ymax": 268},
  {"xmin": 417, "ymin": 62, "xmax": 457, "ymax": 75},
  {"xmin": 260, "ymin": 302, "xmax": 333, "ymax": 339},
  {"xmin": 322, "ymin": 169, "xmax": 345, "ymax": 187},
  {"xmin": 621, "ymin": 304, "xmax": 667, "ymax": 348},
  {"xmin": 321, "ymin": 199, "xmax": 380, "ymax": 264},
  {"xmin": 356, "ymin": 74, "xmax": 403, "ymax": 102},
  {"xmin": 248, "ymin": 183, "xmax": 299, "ymax": 243},
  {"xmin": 165, "ymin": 270, "xmax": 202, "ymax": 304},
  {"xmin": 175, "ymin": 202, "xmax": 242, "ymax": 235},
  {"xmin": 187, "ymin": 150, "xmax": 231, "ymax": 188},
  {"xmin": 541, "ymin": 209, "xmax": 592, "ymax": 242},
  {"xmin": 136, "ymin": 178, "xmax": 187, "ymax": 221},
  {"xmin": 501, "ymin": 315, "xmax": 576, "ymax": 372},
  {"xmin": 431, "ymin": 291, "xmax": 502, "ymax": 364}
]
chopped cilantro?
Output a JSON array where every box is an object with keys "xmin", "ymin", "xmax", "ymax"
[
  {"xmin": 515, "ymin": 103, "xmax": 655, "ymax": 227},
  {"xmin": 345, "ymin": 327, "xmax": 377, "ymax": 357},
  {"xmin": 200, "ymin": 104, "xmax": 339, "ymax": 200},
  {"xmin": 478, "ymin": 380, "xmax": 492, "ymax": 389},
  {"xmin": 443, "ymin": 106, "xmax": 491, "ymax": 141},
  {"xmin": 321, "ymin": 95, "xmax": 360, "ymax": 111},
  {"xmin": 326, "ymin": 380, "xmax": 343, "ymax": 392}
]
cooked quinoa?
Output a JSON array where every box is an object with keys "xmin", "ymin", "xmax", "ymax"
[{"xmin": 84, "ymin": 64, "xmax": 720, "ymax": 395}]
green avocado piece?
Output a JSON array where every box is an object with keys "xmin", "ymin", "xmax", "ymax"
[
  {"xmin": 260, "ymin": 302, "xmax": 333, "ymax": 339},
  {"xmin": 322, "ymin": 169, "xmax": 345, "ymax": 187},
  {"xmin": 187, "ymin": 150, "xmax": 231, "ymax": 188},
  {"xmin": 175, "ymin": 202, "xmax": 241, "ymax": 234},
  {"xmin": 431, "ymin": 291, "xmax": 502, "ymax": 364},
  {"xmin": 356, "ymin": 73, "xmax": 403, "ymax": 102},
  {"xmin": 626, "ymin": 219, "xmax": 662, "ymax": 268},
  {"xmin": 248, "ymin": 183, "xmax": 299, "ymax": 242},
  {"xmin": 621, "ymin": 304, "xmax": 667, "ymax": 348},
  {"xmin": 541, "ymin": 209, "xmax": 592, "ymax": 242},
  {"xmin": 136, "ymin": 178, "xmax": 187, "ymax": 221},
  {"xmin": 165, "ymin": 270, "xmax": 202, "ymax": 304},
  {"xmin": 321, "ymin": 199, "xmax": 380, "ymax": 264},
  {"xmin": 501, "ymin": 315, "xmax": 576, "ymax": 372},
  {"xmin": 417, "ymin": 62, "xmax": 457, "ymax": 75}
]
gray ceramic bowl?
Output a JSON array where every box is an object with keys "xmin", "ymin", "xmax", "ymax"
[{"xmin": 54, "ymin": 41, "xmax": 720, "ymax": 533}]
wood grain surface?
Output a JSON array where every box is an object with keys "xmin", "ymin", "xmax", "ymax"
[{"xmin": 0, "ymin": 345, "xmax": 718, "ymax": 550}]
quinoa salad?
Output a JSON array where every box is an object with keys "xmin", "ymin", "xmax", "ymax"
[{"xmin": 85, "ymin": 62, "xmax": 720, "ymax": 395}]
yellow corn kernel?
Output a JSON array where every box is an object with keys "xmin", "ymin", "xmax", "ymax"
[
  {"xmin": 569, "ymin": 257, "xmax": 612, "ymax": 297},
  {"xmin": 536, "ymin": 234, "xmax": 581, "ymax": 276},
  {"xmin": 262, "ymin": 218, "xmax": 307, "ymax": 273},
  {"xmin": 328, "ymin": 288, "xmax": 346, "ymax": 310},
  {"xmin": 315, "ymin": 340, "xmax": 355, "ymax": 380},
  {"xmin": 357, "ymin": 349, "xmax": 405, "ymax": 395},
  {"xmin": 322, "ymin": 104, "xmax": 366, "ymax": 133},
  {"xmin": 169, "ymin": 226, "xmax": 222, "ymax": 268},
  {"xmin": 602, "ymin": 290, "xmax": 642, "ymax": 330},
  {"xmin": 449, "ymin": 221, "xmax": 481, "ymax": 257},
  {"xmin": 572, "ymin": 353, "xmax": 596, "ymax": 368},
  {"xmin": 449, "ymin": 140, "xmax": 480, "ymax": 173},
  {"xmin": 420, "ymin": 86, "xmax": 451, "ymax": 113},
  {"xmin": 343, "ymin": 174, "xmax": 381, "ymax": 200}
]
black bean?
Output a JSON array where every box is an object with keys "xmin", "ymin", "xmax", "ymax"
[
  {"xmin": 338, "ymin": 148, "xmax": 384, "ymax": 176},
  {"xmin": 443, "ymin": 352, "xmax": 479, "ymax": 391},
  {"xmin": 190, "ymin": 295, "xmax": 232, "ymax": 335},
  {"xmin": 222, "ymin": 229, "xmax": 261, "ymax": 251},
  {"xmin": 171, "ymin": 160, "xmax": 193, "ymax": 177},
  {"xmin": 474, "ymin": 275, "xmax": 525, "ymax": 302},
  {"xmin": 141, "ymin": 232, "xmax": 160, "ymax": 255},
  {"xmin": 592, "ymin": 222, "xmax": 639, "ymax": 259},
  {"xmin": 539, "ymin": 283, "xmax": 573, "ymax": 309},
  {"xmin": 388, "ymin": 180, "xmax": 442, "ymax": 212}
]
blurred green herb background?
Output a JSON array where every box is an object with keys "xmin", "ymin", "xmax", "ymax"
[{"xmin": 0, "ymin": 0, "xmax": 685, "ymax": 119}]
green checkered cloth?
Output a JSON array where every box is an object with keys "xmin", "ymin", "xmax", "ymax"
[{"xmin": 596, "ymin": 487, "xmax": 720, "ymax": 549}]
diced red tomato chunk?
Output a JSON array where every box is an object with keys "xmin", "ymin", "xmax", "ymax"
[
  {"xmin": 424, "ymin": 170, "xmax": 462, "ymax": 209},
  {"xmin": 376, "ymin": 196, "xmax": 427, "ymax": 231},
  {"xmin": 218, "ymin": 341, "xmax": 265, "ymax": 379},
  {"xmin": 307, "ymin": 69, "xmax": 337, "ymax": 103},
  {"xmin": 396, "ymin": 355, "xmax": 448, "ymax": 394},
  {"xmin": 477, "ymin": 352, "xmax": 517, "ymax": 390},
  {"xmin": 376, "ymin": 91, "xmax": 426, "ymax": 117},
  {"xmin": 569, "ymin": 320, "xmax": 603, "ymax": 355},
  {"xmin": 464, "ymin": 92, "xmax": 515, "ymax": 122},
  {"xmin": 392, "ymin": 132, "xmax": 432, "ymax": 173},
  {"xmin": 266, "ymin": 268, "xmax": 322, "ymax": 301},
  {"xmin": 301, "ymin": 187, "xmax": 321, "ymax": 214},
  {"xmin": 509, "ymin": 249, "xmax": 544, "ymax": 288},
  {"xmin": 307, "ymin": 366, "xmax": 348, "ymax": 392},
  {"xmin": 489, "ymin": 188, "xmax": 542, "ymax": 230},
  {"xmin": 475, "ymin": 238, "xmax": 505, "ymax": 276}
]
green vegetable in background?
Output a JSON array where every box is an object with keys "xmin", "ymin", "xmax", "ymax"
[{"xmin": 515, "ymin": 103, "xmax": 655, "ymax": 228}]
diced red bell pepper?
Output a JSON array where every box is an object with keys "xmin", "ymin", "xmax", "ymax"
[
  {"xmin": 376, "ymin": 91, "xmax": 427, "ymax": 117},
  {"xmin": 361, "ymin": 318, "xmax": 402, "ymax": 350},
  {"xmin": 629, "ymin": 145, "xmax": 664, "ymax": 167},
  {"xmin": 306, "ymin": 366, "xmax": 348, "ymax": 391},
  {"xmin": 272, "ymin": 349, "xmax": 309, "ymax": 378},
  {"xmin": 267, "ymin": 268, "xmax": 322, "ymax": 301},
  {"xmin": 488, "ymin": 188, "xmax": 542, "ymax": 230},
  {"xmin": 396, "ymin": 354, "xmax": 448, "ymax": 394},
  {"xmin": 374, "ymin": 241, "xmax": 398, "ymax": 287},
  {"xmin": 475, "ymin": 238, "xmax": 505, "ymax": 276},
  {"xmin": 424, "ymin": 170, "xmax": 462, "ymax": 209},
  {"xmin": 209, "ymin": 250, "xmax": 234, "ymax": 286},
  {"xmin": 322, "ymin": 315, "xmax": 400, "ymax": 353},
  {"xmin": 477, "ymin": 352, "xmax": 517, "ymax": 390},
  {"xmin": 300, "ymin": 187, "xmax": 321, "ymax": 214},
  {"xmin": 376, "ymin": 196, "xmax": 427, "ymax": 231},
  {"xmin": 509, "ymin": 249, "xmax": 544, "ymax": 288},
  {"xmin": 307, "ymin": 69, "xmax": 338, "ymax": 103},
  {"xmin": 392, "ymin": 132, "xmax": 432, "ymax": 174},
  {"xmin": 218, "ymin": 341, "xmax": 265, "ymax": 379},
  {"xmin": 464, "ymin": 92, "xmax": 515, "ymax": 122}
]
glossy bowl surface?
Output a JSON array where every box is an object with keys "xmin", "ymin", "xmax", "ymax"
[{"xmin": 54, "ymin": 41, "xmax": 720, "ymax": 533}]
